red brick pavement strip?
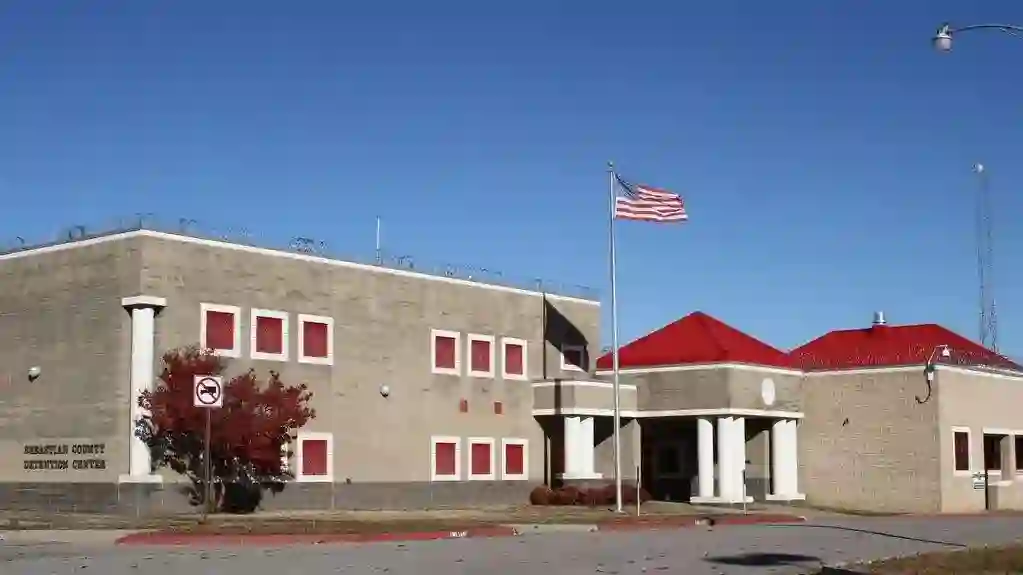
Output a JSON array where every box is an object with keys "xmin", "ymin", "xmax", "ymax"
[{"xmin": 115, "ymin": 514, "xmax": 807, "ymax": 546}]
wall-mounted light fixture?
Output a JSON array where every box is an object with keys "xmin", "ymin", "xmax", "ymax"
[
  {"xmin": 27, "ymin": 366, "xmax": 41, "ymax": 382},
  {"xmin": 379, "ymin": 384, "xmax": 390, "ymax": 398}
]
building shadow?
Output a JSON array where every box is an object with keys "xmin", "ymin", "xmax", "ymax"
[
  {"xmin": 542, "ymin": 296, "xmax": 589, "ymax": 372},
  {"xmin": 705, "ymin": 552, "xmax": 822, "ymax": 567},
  {"xmin": 705, "ymin": 552, "xmax": 870, "ymax": 573}
]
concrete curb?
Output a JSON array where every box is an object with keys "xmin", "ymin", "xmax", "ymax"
[
  {"xmin": 115, "ymin": 514, "xmax": 806, "ymax": 547},
  {"xmin": 115, "ymin": 525, "xmax": 519, "ymax": 546}
]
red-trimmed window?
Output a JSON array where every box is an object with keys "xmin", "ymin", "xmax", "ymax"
[
  {"xmin": 472, "ymin": 340, "xmax": 490, "ymax": 372},
  {"xmin": 206, "ymin": 312, "xmax": 234, "ymax": 350},
  {"xmin": 502, "ymin": 338, "xmax": 526, "ymax": 379},
  {"xmin": 256, "ymin": 316, "xmax": 283, "ymax": 354},
  {"xmin": 468, "ymin": 334, "xmax": 494, "ymax": 377},
  {"xmin": 251, "ymin": 309, "xmax": 289, "ymax": 361},
  {"xmin": 436, "ymin": 338, "xmax": 456, "ymax": 368},
  {"xmin": 432, "ymin": 330, "xmax": 460, "ymax": 374},
  {"xmin": 201, "ymin": 304, "xmax": 240, "ymax": 357},
  {"xmin": 304, "ymin": 322, "xmax": 327, "ymax": 357},
  {"xmin": 296, "ymin": 432, "xmax": 333, "ymax": 482},
  {"xmin": 468, "ymin": 438, "xmax": 494, "ymax": 480},
  {"xmin": 302, "ymin": 440, "xmax": 328, "ymax": 476},
  {"xmin": 504, "ymin": 442, "xmax": 525, "ymax": 477},
  {"xmin": 298, "ymin": 314, "xmax": 333, "ymax": 365},
  {"xmin": 431, "ymin": 437, "xmax": 460, "ymax": 480}
]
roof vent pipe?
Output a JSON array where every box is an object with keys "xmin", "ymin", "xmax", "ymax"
[{"xmin": 872, "ymin": 311, "xmax": 887, "ymax": 326}]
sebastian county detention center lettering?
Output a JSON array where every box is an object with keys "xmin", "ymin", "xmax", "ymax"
[{"xmin": 23, "ymin": 443, "xmax": 107, "ymax": 471}]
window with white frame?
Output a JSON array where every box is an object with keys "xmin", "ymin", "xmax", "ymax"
[
  {"xmin": 295, "ymin": 432, "xmax": 333, "ymax": 482},
  {"xmin": 467, "ymin": 334, "xmax": 495, "ymax": 378},
  {"xmin": 500, "ymin": 438, "xmax": 528, "ymax": 481},
  {"xmin": 501, "ymin": 337, "xmax": 528, "ymax": 380},
  {"xmin": 468, "ymin": 437, "xmax": 495, "ymax": 481},
  {"xmin": 250, "ymin": 309, "xmax": 289, "ymax": 361},
  {"xmin": 952, "ymin": 426, "xmax": 972, "ymax": 475},
  {"xmin": 431, "ymin": 329, "xmax": 461, "ymax": 375},
  {"xmin": 430, "ymin": 436, "xmax": 461, "ymax": 481},
  {"xmin": 298, "ymin": 314, "xmax": 334, "ymax": 365},
  {"xmin": 201, "ymin": 303, "xmax": 242, "ymax": 358},
  {"xmin": 561, "ymin": 344, "xmax": 586, "ymax": 372}
]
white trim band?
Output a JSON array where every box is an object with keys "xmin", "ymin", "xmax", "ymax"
[
  {"xmin": 532, "ymin": 380, "xmax": 638, "ymax": 391},
  {"xmin": 121, "ymin": 295, "xmax": 167, "ymax": 308},
  {"xmin": 532, "ymin": 407, "xmax": 804, "ymax": 419}
]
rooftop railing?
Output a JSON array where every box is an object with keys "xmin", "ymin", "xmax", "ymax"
[{"xmin": 0, "ymin": 215, "xmax": 599, "ymax": 301}]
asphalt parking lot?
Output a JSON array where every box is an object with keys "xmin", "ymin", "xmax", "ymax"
[{"xmin": 6, "ymin": 516, "xmax": 1023, "ymax": 575}]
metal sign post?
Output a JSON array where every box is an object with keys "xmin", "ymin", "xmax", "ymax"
[
  {"xmin": 742, "ymin": 469, "xmax": 748, "ymax": 515},
  {"xmin": 193, "ymin": 375, "xmax": 223, "ymax": 520},
  {"xmin": 636, "ymin": 465, "xmax": 641, "ymax": 517}
]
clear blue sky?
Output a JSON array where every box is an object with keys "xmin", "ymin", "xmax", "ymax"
[{"xmin": 3, "ymin": 1, "xmax": 1023, "ymax": 355}]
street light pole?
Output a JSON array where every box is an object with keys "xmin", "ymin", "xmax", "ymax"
[{"xmin": 933, "ymin": 22, "xmax": 1023, "ymax": 52}]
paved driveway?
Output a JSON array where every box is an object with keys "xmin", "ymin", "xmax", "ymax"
[{"xmin": 7, "ymin": 516, "xmax": 1023, "ymax": 574}]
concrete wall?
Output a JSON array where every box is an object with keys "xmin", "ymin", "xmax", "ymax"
[
  {"xmin": 138, "ymin": 233, "xmax": 601, "ymax": 508},
  {"xmin": 937, "ymin": 367, "xmax": 1023, "ymax": 512},
  {"xmin": 630, "ymin": 368, "xmax": 728, "ymax": 410},
  {"xmin": 727, "ymin": 368, "xmax": 803, "ymax": 413},
  {"xmin": 801, "ymin": 369, "xmax": 942, "ymax": 513},
  {"xmin": 0, "ymin": 238, "xmax": 141, "ymax": 511},
  {"xmin": 532, "ymin": 381, "xmax": 638, "ymax": 413},
  {"xmin": 622, "ymin": 365, "xmax": 802, "ymax": 412}
]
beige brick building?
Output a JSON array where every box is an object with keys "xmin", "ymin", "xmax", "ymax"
[
  {"xmin": 0, "ymin": 226, "xmax": 1020, "ymax": 514},
  {"xmin": 595, "ymin": 310, "xmax": 1023, "ymax": 514}
]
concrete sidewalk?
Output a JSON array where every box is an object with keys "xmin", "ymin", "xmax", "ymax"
[{"xmin": 0, "ymin": 530, "xmax": 138, "ymax": 546}]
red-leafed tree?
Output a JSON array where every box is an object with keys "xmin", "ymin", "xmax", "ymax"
[{"xmin": 137, "ymin": 345, "xmax": 315, "ymax": 513}]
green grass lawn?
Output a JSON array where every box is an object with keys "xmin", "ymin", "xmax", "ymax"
[{"xmin": 835, "ymin": 544, "xmax": 1023, "ymax": 574}]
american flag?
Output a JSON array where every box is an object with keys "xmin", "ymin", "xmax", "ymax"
[{"xmin": 613, "ymin": 173, "xmax": 687, "ymax": 223}]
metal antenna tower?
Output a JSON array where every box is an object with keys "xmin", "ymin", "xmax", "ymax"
[{"xmin": 973, "ymin": 162, "xmax": 998, "ymax": 351}]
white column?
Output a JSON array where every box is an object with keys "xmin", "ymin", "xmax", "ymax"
[
  {"xmin": 128, "ymin": 306, "xmax": 156, "ymax": 476},
  {"xmin": 769, "ymin": 418, "xmax": 803, "ymax": 499},
  {"xmin": 716, "ymin": 416, "xmax": 735, "ymax": 501},
  {"xmin": 696, "ymin": 417, "xmax": 715, "ymax": 498},
  {"xmin": 581, "ymin": 416, "xmax": 595, "ymax": 476},
  {"xmin": 771, "ymin": 418, "xmax": 788, "ymax": 495},
  {"xmin": 120, "ymin": 295, "xmax": 166, "ymax": 483},
  {"xmin": 563, "ymin": 416, "xmax": 598, "ymax": 479},
  {"xmin": 732, "ymin": 416, "xmax": 747, "ymax": 502},
  {"xmin": 783, "ymin": 419, "xmax": 801, "ymax": 496}
]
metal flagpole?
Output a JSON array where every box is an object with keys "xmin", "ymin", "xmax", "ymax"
[
  {"xmin": 607, "ymin": 161, "xmax": 624, "ymax": 513},
  {"xmin": 375, "ymin": 216, "xmax": 382, "ymax": 264}
]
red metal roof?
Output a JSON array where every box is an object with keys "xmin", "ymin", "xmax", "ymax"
[
  {"xmin": 595, "ymin": 311, "xmax": 795, "ymax": 370},
  {"xmin": 789, "ymin": 323, "xmax": 1022, "ymax": 372}
]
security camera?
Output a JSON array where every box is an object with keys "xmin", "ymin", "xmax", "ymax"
[
  {"xmin": 380, "ymin": 384, "xmax": 390, "ymax": 398},
  {"xmin": 27, "ymin": 366, "xmax": 41, "ymax": 381}
]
